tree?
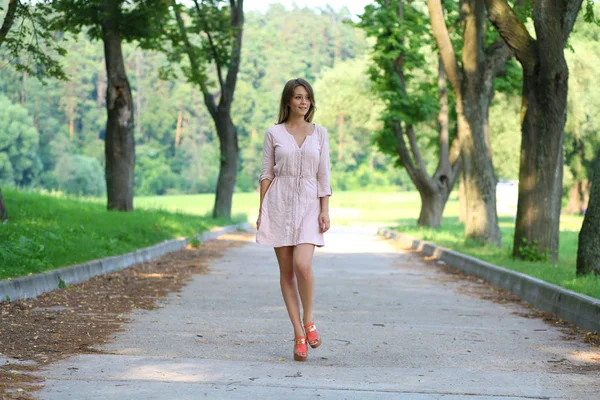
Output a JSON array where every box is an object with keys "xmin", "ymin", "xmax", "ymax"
[
  {"xmin": 168, "ymin": 0, "xmax": 244, "ymax": 220},
  {"xmin": 0, "ymin": 94, "xmax": 43, "ymax": 187},
  {"xmin": 427, "ymin": 0, "xmax": 514, "ymax": 243},
  {"xmin": 51, "ymin": 0, "xmax": 171, "ymax": 211},
  {"xmin": 485, "ymin": 0, "xmax": 584, "ymax": 261},
  {"xmin": 575, "ymin": 3, "xmax": 600, "ymax": 276},
  {"xmin": 577, "ymin": 156, "xmax": 600, "ymax": 276},
  {"xmin": 358, "ymin": 0, "xmax": 461, "ymax": 227},
  {"xmin": 563, "ymin": 14, "xmax": 600, "ymax": 215}
]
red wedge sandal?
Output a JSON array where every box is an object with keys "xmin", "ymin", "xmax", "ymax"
[
  {"xmin": 304, "ymin": 322, "xmax": 321, "ymax": 349},
  {"xmin": 294, "ymin": 336, "xmax": 308, "ymax": 361}
]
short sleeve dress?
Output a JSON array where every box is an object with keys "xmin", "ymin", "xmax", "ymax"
[{"xmin": 256, "ymin": 123, "xmax": 332, "ymax": 248}]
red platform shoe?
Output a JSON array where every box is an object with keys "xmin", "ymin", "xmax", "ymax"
[{"xmin": 304, "ymin": 322, "xmax": 321, "ymax": 349}]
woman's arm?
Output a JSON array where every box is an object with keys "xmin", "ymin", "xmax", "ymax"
[
  {"xmin": 317, "ymin": 126, "xmax": 332, "ymax": 232},
  {"xmin": 257, "ymin": 130, "xmax": 275, "ymax": 229},
  {"xmin": 259, "ymin": 179, "xmax": 272, "ymax": 213}
]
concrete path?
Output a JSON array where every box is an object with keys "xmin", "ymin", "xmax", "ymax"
[{"xmin": 38, "ymin": 227, "xmax": 600, "ymax": 399}]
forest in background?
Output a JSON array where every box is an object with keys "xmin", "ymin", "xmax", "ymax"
[{"xmin": 0, "ymin": 3, "xmax": 598, "ymax": 209}]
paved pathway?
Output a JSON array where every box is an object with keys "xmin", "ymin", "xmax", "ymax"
[{"xmin": 38, "ymin": 227, "xmax": 600, "ymax": 399}]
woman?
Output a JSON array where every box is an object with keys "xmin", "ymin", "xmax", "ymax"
[{"xmin": 256, "ymin": 78, "xmax": 332, "ymax": 362}]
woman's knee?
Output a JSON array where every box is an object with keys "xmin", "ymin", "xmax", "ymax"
[
  {"xmin": 280, "ymin": 269, "xmax": 296, "ymax": 285},
  {"xmin": 294, "ymin": 260, "xmax": 312, "ymax": 280}
]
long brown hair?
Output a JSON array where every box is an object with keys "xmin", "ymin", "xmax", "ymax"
[{"xmin": 277, "ymin": 78, "xmax": 317, "ymax": 124}]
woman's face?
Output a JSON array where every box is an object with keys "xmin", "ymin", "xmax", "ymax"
[{"xmin": 288, "ymin": 85, "xmax": 311, "ymax": 118}]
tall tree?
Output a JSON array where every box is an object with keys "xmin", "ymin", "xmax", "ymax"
[
  {"xmin": 485, "ymin": 0, "xmax": 584, "ymax": 261},
  {"xmin": 427, "ymin": 0, "xmax": 513, "ymax": 244},
  {"xmin": 358, "ymin": 0, "xmax": 461, "ymax": 227},
  {"xmin": 51, "ymin": 0, "xmax": 171, "ymax": 211},
  {"xmin": 575, "ymin": 3, "xmax": 600, "ymax": 276},
  {"xmin": 168, "ymin": 0, "xmax": 244, "ymax": 220},
  {"xmin": 577, "ymin": 156, "xmax": 600, "ymax": 276},
  {"xmin": 563, "ymin": 12, "xmax": 600, "ymax": 215}
]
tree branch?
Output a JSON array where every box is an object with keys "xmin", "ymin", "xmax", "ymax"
[
  {"xmin": 560, "ymin": 0, "xmax": 584, "ymax": 44},
  {"xmin": 406, "ymin": 124, "xmax": 427, "ymax": 175},
  {"xmin": 448, "ymin": 135, "xmax": 462, "ymax": 188},
  {"xmin": 485, "ymin": 38, "xmax": 513, "ymax": 78},
  {"xmin": 436, "ymin": 55, "xmax": 450, "ymax": 178},
  {"xmin": 485, "ymin": 0, "xmax": 537, "ymax": 73},
  {"xmin": 192, "ymin": 0, "xmax": 224, "ymax": 96},
  {"xmin": 0, "ymin": 0, "xmax": 19, "ymax": 47},
  {"xmin": 393, "ymin": 120, "xmax": 431, "ymax": 192},
  {"xmin": 172, "ymin": 0, "xmax": 217, "ymax": 117},
  {"xmin": 427, "ymin": 0, "xmax": 462, "ymax": 97},
  {"xmin": 223, "ymin": 0, "xmax": 243, "ymax": 108}
]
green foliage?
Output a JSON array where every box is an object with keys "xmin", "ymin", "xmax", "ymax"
[
  {"xmin": 517, "ymin": 237, "xmax": 550, "ymax": 263},
  {"xmin": 1, "ymin": 1, "xmax": 67, "ymax": 81},
  {"xmin": 563, "ymin": 10, "xmax": 600, "ymax": 203},
  {"xmin": 0, "ymin": 188, "xmax": 219, "ymax": 279},
  {"xmin": 355, "ymin": 0, "xmax": 440, "ymax": 173},
  {"xmin": 162, "ymin": 0, "xmax": 238, "ymax": 90},
  {"xmin": 489, "ymin": 93, "xmax": 521, "ymax": 180},
  {"xmin": 2, "ymin": 6, "xmax": 375, "ymax": 197},
  {"xmin": 188, "ymin": 236, "xmax": 201, "ymax": 248},
  {"xmin": 393, "ymin": 214, "xmax": 600, "ymax": 300},
  {"xmin": 58, "ymin": 277, "xmax": 66, "ymax": 289},
  {"xmin": 50, "ymin": 0, "xmax": 171, "ymax": 48},
  {"xmin": 53, "ymin": 154, "xmax": 106, "ymax": 196},
  {"xmin": 356, "ymin": 0, "xmax": 436, "ymax": 124},
  {"xmin": 584, "ymin": 0, "xmax": 600, "ymax": 26},
  {"xmin": 0, "ymin": 95, "xmax": 42, "ymax": 186},
  {"xmin": 313, "ymin": 57, "xmax": 406, "ymax": 190}
]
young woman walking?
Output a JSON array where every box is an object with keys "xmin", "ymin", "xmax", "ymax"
[{"xmin": 256, "ymin": 78, "xmax": 332, "ymax": 361}]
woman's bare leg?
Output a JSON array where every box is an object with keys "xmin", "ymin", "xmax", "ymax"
[
  {"xmin": 274, "ymin": 246, "xmax": 305, "ymax": 339},
  {"xmin": 293, "ymin": 244, "xmax": 316, "ymax": 326}
]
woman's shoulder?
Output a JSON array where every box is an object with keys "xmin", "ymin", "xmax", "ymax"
[
  {"xmin": 313, "ymin": 123, "xmax": 328, "ymax": 139},
  {"xmin": 266, "ymin": 123, "xmax": 285, "ymax": 135}
]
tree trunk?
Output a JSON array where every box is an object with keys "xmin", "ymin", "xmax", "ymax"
[
  {"xmin": 485, "ymin": 0, "xmax": 583, "ymax": 262},
  {"xmin": 0, "ymin": 187, "xmax": 7, "ymax": 221},
  {"xmin": 566, "ymin": 180, "xmax": 588, "ymax": 215},
  {"xmin": 102, "ymin": 0, "xmax": 135, "ymax": 211},
  {"xmin": 428, "ymin": 0, "xmax": 506, "ymax": 246},
  {"xmin": 173, "ymin": 0, "xmax": 243, "ymax": 220},
  {"xmin": 459, "ymin": 172, "xmax": 467, "ymax": 223},
  {"xmin": 577, "ymin": 159, "xmax": 600, "ymax": 276},
  {"xmin": 461, "ymin": 0, "xmax": 501, "ymax": 246},
  {"xmin": 417, "ymin": 186, "xmax": 451, "ymax": 227},
  {"xmin": 213, "ymin": 110, "xmax": 238, "ymax": 220},
  {"xmin": 134, "ymin": 49, "xmax": 143, "ymax": 138},
  {"xmin": 512, "ymin": 69, "xmax": 567, "ymax": 260}
]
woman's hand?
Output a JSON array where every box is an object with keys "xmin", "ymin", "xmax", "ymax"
[
  {"xmin": 319, "ymin": 212, "xmax": 330, "ymax": 233},
  {"xmin": 256, "ymin": 213, "xmax": 261, "ymax": 230}
]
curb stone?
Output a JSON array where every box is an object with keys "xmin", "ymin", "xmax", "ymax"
[
  {"xmin": 1, "ymin": 222, "xmax": 253, "ymax": 302},
  {"xmin": 379, "ymin": 228, "xmax": 600, "ymax": 334}
]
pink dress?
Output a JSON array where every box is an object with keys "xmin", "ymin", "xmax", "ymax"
[{"xmin": 256, "ymin": 123, "xmax": 332, "ymax": 247}]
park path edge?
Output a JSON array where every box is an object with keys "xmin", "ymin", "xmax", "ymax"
[
  {"xmin": 0, "ymin": 222, "xmax": 253, "ymax": 302},
  {"xmin": 379, "ymin": 228, "xmax": 600, "ymax": 334}
]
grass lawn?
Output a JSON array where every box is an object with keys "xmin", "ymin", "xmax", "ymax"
[
  {"xmin": 3, "ymin": 188, "xmax": 596, "ymax": 301},
  {"xmin": 0, "ymin": 189, "xmax": 229, "ymax": 280},
  {"xmin": 134, "ymin": 190, "xmax": 427, "ymax": 226}
]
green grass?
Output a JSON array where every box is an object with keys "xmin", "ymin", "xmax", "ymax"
[
  {"xmin": 4, "ymin": 188, "xmax": 596, "ymax": 301},
  {"xmin": 0, "ymin": 189, "xmax": 229, "ymax": 280},
  {"xmin": 391, "ymin": 212, "xmax": 599, "ymax": 301},
  {"xmin": 134, "ymin": 190, "xmax": 429, "ymax": 226}
]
